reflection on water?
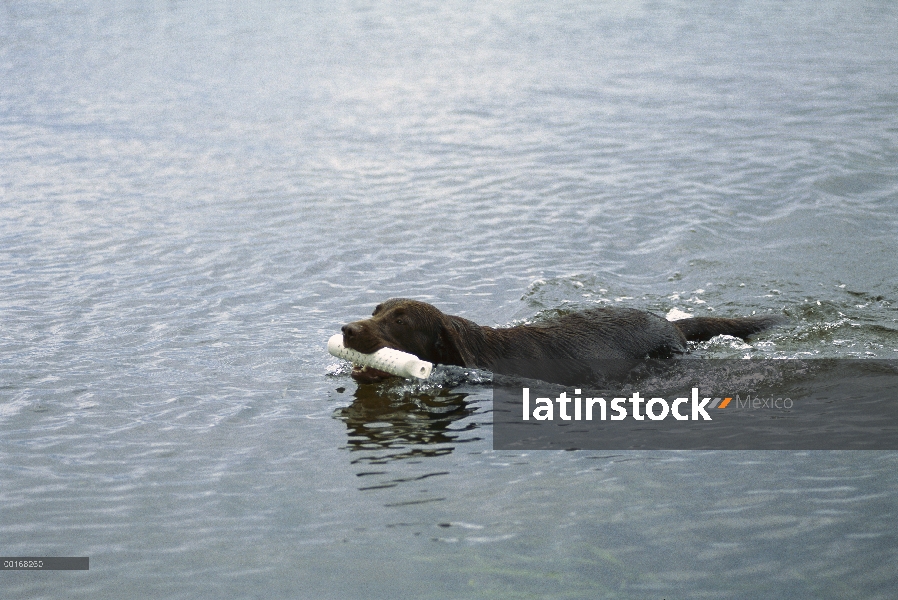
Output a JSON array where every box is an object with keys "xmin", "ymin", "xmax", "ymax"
[{"xmin": 335, "ymin": 384, "xmax": 481, "ymax": 465}]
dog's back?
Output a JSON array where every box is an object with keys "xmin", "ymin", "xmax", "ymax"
[
  {"xmin": 488, "ymin": 307, "xmax": 688, "ymax": 361},
  {"xmin": 671, "ymin": 314, "xmax": 787, "ymax": 342}
]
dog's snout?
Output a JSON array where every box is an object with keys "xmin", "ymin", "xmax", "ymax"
[{"xmin": 341, "ymin": 320, "xmax": 382, "ymax": 354}]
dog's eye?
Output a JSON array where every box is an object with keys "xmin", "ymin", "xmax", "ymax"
[{"xmin": 395, "ymin": 318, "xmax": 404, "ymax": 325}]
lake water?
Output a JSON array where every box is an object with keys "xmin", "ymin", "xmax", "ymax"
[{"xmin": 2, "ymin": 1, "xmax": 898, "ymax": 597}]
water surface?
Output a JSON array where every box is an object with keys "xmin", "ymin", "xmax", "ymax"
[{"xmin": 2, "ymin": 1, "xmax": 898, "ymax": 598}]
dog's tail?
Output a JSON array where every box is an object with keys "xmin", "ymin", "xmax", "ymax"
[{"xmin": 672, "ymin": 314, "xmax": 787, "ymax": 342}]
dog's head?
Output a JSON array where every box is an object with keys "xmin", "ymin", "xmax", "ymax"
[{"xmin": 341, "ymin": 299, "xmax": 476, "ymax": 381}]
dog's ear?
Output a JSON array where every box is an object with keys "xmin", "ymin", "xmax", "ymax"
[{"xmin": 434, "ymin": 319, "xmax": 477, "ymax": 368}]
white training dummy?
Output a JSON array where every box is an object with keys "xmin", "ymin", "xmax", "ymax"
[{"xmin": 327, "ymin": 334, "xmax": 433, "ymax": 380}]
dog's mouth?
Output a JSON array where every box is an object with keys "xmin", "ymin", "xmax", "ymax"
[
  {"xmin": 342, "ymin": 335, "xmax": 386, "ymax": 355},
  {"xmin": 350, "ymin": 364, "xmax": 396, "ymax": 383}
]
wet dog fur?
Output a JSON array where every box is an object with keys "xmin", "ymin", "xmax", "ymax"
[{"xmin": 341, "ymin": 298, "xmax": 785, "ymax": 384}]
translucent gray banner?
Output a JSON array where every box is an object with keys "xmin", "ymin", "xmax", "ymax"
[{"xmin": 492, "ymin": 360, "xmax": 898, "ymax": 450}]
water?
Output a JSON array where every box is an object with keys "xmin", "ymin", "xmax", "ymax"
[{"xmin": 2, "ymin": 0, "xmax": 897, "ymax": 597}]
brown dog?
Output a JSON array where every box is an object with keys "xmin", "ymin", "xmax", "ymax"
[{"xmin": 341, "ymin": 298, "xmax": 785, "ymax": 383}]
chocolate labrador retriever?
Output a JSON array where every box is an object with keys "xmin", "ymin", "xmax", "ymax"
[{"xmin": 341, "ymin": 298, "xmax": 785, "ymax": 383}]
